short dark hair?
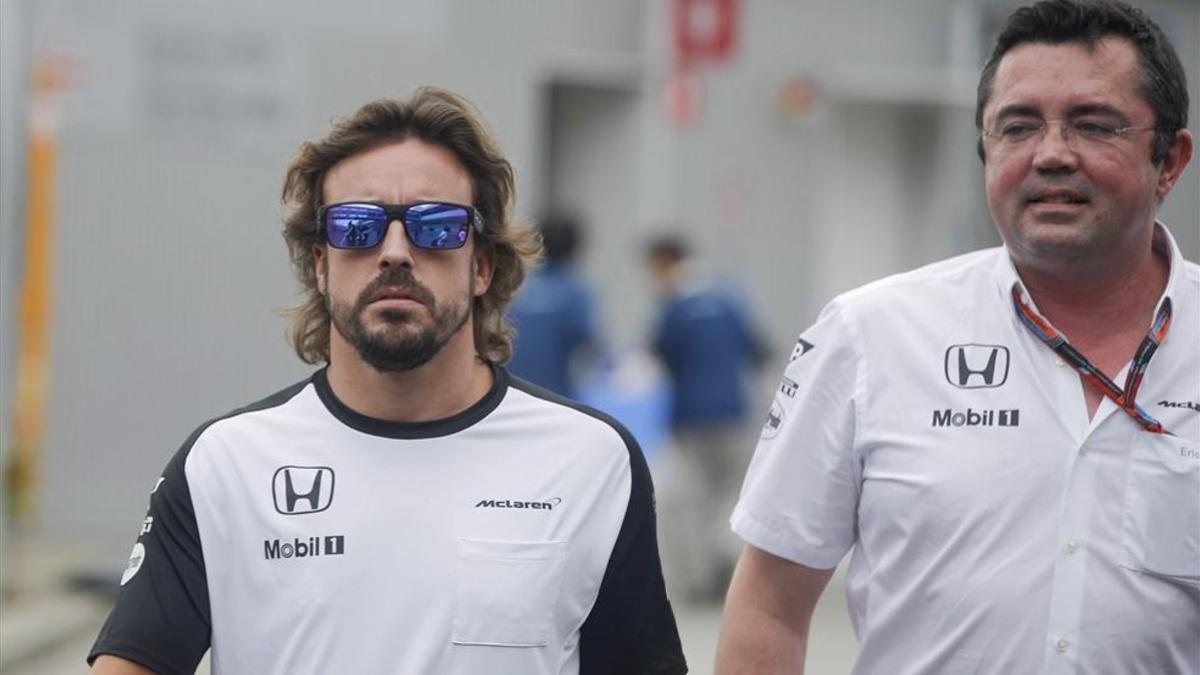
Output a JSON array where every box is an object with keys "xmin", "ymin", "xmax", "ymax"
[
  {"xmin": 538, "ymin": 214, "xmax": 582, "ymax": 263},
  {"xmin": 646, "ymin": 235, "xmax": 689, "ymax": 264},
  {"xmin": 976, "ymin": 0, "xmax": 1189, "ymax": 164},
  {"xmin": 281, "ymin": 87, "xmax": 540, "ymax": 365}
]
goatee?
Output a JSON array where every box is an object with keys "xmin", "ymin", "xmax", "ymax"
[{"xmin": 329, "ymin": 266, "xmax": 471, "ymax": 372}]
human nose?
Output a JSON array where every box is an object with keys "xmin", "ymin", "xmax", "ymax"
[
  {"xmin": 1031, "ymin": 120, "xmax": 1078, "ymax": 172},
  {"xmin": 377, "ymin": 219, "xmax": 415, "ymax": 270}
]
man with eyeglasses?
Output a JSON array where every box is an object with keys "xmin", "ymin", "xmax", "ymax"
[
  {"xmin": 716, "ymin": 1, "xmax": 1196, "ymax": 673},
  {"xmin": 87, "ymin": 87, "xmax": 686, "ymax": 675}
]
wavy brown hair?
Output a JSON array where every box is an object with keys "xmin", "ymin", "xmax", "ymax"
[{"xmin": 281, "ymin": 87, "xmax": 541, "ymax": 365}]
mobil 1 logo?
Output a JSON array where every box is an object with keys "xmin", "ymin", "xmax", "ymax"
[
  {"xmin": 264, "ymin": 535, "xmax": 346, "ymax": 561},
  {"xmin": 932, "ymin": 408, "xmax": 1020, "ymax": 428}
]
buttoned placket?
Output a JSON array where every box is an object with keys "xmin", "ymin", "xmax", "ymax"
[
  {"xmin": 1010, "ymin": 282, "xmax": 1146, "ymax": 675},
  {"xmin": 1040, "ymin": 421, "xmax": 1094, "ymax": 675},
  {"xmin": 1040, "ymin": 398, "xmax": 1145, "ymax": 674},
  {"xmin": 1000, "ymin": 290, "xmax": 1081, "ymax": 674},
  {"xmin": 1043, "ymin": 455, "xmax": 1090, "ymax": 672}
]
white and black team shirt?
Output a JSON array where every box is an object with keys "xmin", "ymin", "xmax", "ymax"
[{"xmin": 89, "ymin": 367, "xmax": 687, "ymax": 675}]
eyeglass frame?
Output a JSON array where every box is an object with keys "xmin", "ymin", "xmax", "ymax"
[
  {"xmin": 980, "ymin": 117, "xmax": 1165, "ymax": 151},
  {"xmin": 316, "ymin": 200, "xmax": 486, "ymax": 251}
]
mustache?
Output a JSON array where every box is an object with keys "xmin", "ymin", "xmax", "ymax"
[
  {"xmin": 355, "ymin": 267, "xmax": 436, "ymax": 309},
  {"xmin": 1020, "ymin": 178, "xmax": 1092, "ymax": 202}
]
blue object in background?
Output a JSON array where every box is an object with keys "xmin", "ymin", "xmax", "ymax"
[
  {"xmin": 652, "ymin": 280, "xmax": 768, "ymax": 430},
  {"xmin": 576, "ymin": 350, "xmax": 672, "ymax": 462},
  {"xmin": 509, "ymin": 262, "xmax": 598, "ymax": 398}
]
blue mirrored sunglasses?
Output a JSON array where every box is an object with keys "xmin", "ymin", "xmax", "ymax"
[{"xmin": 318, "ymin": 201, "xmax": 485, "ymax": 250}]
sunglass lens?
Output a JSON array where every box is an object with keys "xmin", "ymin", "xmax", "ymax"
[
  {"xmin": 405, "ymin": 202, "xmax": 471, "ymax": 249},
  {"xmin": 326, "ymin": 203, "xmax": 386, "ymax": 248}
]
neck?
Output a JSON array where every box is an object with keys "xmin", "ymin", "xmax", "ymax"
[
  {"xmin": 325, "ymin": 329, "xmax": 494, "ymax": 423},
  {"xmin": 656, "ymin": 262, "xmax": 689, "ymax": 295},
  {"xmin": 1013, "ymin": 241, "xmax": 1168, "ymax": 348}
]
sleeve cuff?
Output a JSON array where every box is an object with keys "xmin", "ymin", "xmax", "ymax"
[{"xmin": 730, "ymin": 503, "xmax": 846, "ymax": 570}]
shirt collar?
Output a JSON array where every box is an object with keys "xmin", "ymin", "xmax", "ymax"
[{"xmin": 995, "ymin": 221, "xmax": 1183, "ymax": 320}]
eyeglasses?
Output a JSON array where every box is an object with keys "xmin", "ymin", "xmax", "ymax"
[
  {"xmin": 981, "ymin": 118, "xmax": 1158, "ymax": 152},
  {"xmin": 318, "ymin": 201, "xmax": 485, "ymax": 250}
]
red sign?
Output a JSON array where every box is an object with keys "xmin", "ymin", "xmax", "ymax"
[{"xmin": 674, "ymin": 0, "xmax": 737, "ymax": 68}]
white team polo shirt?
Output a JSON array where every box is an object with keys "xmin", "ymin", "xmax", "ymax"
[
  {"xmin": 733, "ymin": 223, "xmax": 1199, "ymax": 674},
  {"xmin": 90, "ymin": 367, "xmax": 686, "ymax": 674}
]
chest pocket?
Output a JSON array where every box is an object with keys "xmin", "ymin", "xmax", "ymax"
[
  {"xmin": 1120, "ymin": 432, "xmax": 1200, "ymax": 584},
  {"xmin": 452, "ymin": 538, "xmax": 568, "ymax": 647}
]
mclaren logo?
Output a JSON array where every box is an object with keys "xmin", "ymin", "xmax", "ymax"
[
  {"xmin": 475, "ymin": 497, "xmax": 562, "ymax": 511},
  {"xmin": 945, "ymin": 344, "xmax": 1010, "ymax": 389},
  {"xmin": 1158, "ymin": 400, "xmax": 1199, "ymax": 413}
]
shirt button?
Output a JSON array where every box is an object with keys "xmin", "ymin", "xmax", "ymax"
[
  {"xmin": 1066, "ymin": 540, "xmax": 1079, "ymax": 554},
  {"xmin": 1054, "ymin": 357, "xmax": 1066, "ymax": 367},
  {"xmin": 1056, "ymin": 638, "xmax": 1070, "ymax": 653}
]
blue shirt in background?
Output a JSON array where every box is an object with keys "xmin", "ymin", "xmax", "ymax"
[
  {"xmin": 653, "ymin": 280, "xmax": 766, "ymax": 429},
  {"xmin": 508, "ymin": 262, "xmax": 598, "ymax": 398}
]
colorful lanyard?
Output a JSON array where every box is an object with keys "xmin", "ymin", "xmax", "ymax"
[{"xmin": 1011, "ymin": 283, "xmax": 1173, "ymax": 435}]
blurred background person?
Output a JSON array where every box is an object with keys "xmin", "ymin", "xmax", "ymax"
[
  {"xmin": 647, "ymin": 234, "xmax": 768, "ymax": 605},
  {"xmin": 508, "ymin": 213, "xmax": 601, "ymax": 398}
]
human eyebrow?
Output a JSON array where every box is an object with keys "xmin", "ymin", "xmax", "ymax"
[
  {"xmin": 1065, "ymin": 103, "xmax": 1131, "ymax": 123},
  {"xmin": 991, "ymin": 105, "xmax": 1041, "ymax": 123}
]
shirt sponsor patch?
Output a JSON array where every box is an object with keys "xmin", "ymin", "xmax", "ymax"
[
  {"xmin": 475, "ymin": 497, "xmax": 562, "ymax": 510},
  {"xmin": 789, "ymin": 338, "xmax": 815, "ymax": 362},
  {"xmin": 931, "ymin": 407, "xmax": 1020, "ymax": 427},
  {"xmin": 779, "ymin": 376, "xmax": 799, "ymax": 398},
  {"xmin": 944, "ymin": 344, "xmax": 1010, "ymax": 389},
  {"xmin": 272, "ymin": 466, "xmax": 335, "ymax": 515},
  {"xmin": 121, "ymin": 542, "xmax": 146, "ymax": 586},
  {"xmin": 761, "ymin": 400, "xmax": 785, "ymax": 439},
  {"xmin": 263, "ymin": 535, "xmax": 346, "ymax": 560},
  {"xmin": 1158, "ymin": 400, "xmax": 1199, "ymax": 413}
]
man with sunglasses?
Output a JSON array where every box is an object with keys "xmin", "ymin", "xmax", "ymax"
[
  {"xmin": 88, "ymin": 87, "xmax": 686, "ymax": 675},
  {"xmin": 717, "ymin": 1, "xmax": 1196, "ymax": 673}
]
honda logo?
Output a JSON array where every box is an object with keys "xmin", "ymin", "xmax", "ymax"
[
  {"xmin": 944, "ymin": 344, "xmax": 1009, "ymax": 389},
  {"xmin": 272, "ymin": 466, "xmax": 335, "ymax": 515}
]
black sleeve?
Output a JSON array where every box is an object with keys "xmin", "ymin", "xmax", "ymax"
[
  {"xmin": 580, "ymin": 432, "xmax": 688, "ymax": 675},
  {"xmin": 87, "ymin": 429, "xmax": 211, "ymax": 674}
]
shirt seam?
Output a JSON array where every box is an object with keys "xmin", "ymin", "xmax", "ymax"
[{"xmin": 835, "ymin": 299, "xmax": 870, "ymax": 475}]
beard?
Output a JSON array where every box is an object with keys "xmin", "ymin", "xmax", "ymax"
[{"xmin": 328, "ymin": 265, "xmax": 472, "ymax": 373}]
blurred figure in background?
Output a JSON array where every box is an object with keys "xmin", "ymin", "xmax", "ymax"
[
  {"xmin": 508, "ymin": 213, "xmax": 600, "ymax": 398},
  {"xmin": 647, "ymin": 234, "xmax": 768, "ymax": 604},
  {"xmin": 717, "ymin": 1, "xmax": 1197, "ymax": 673}
]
